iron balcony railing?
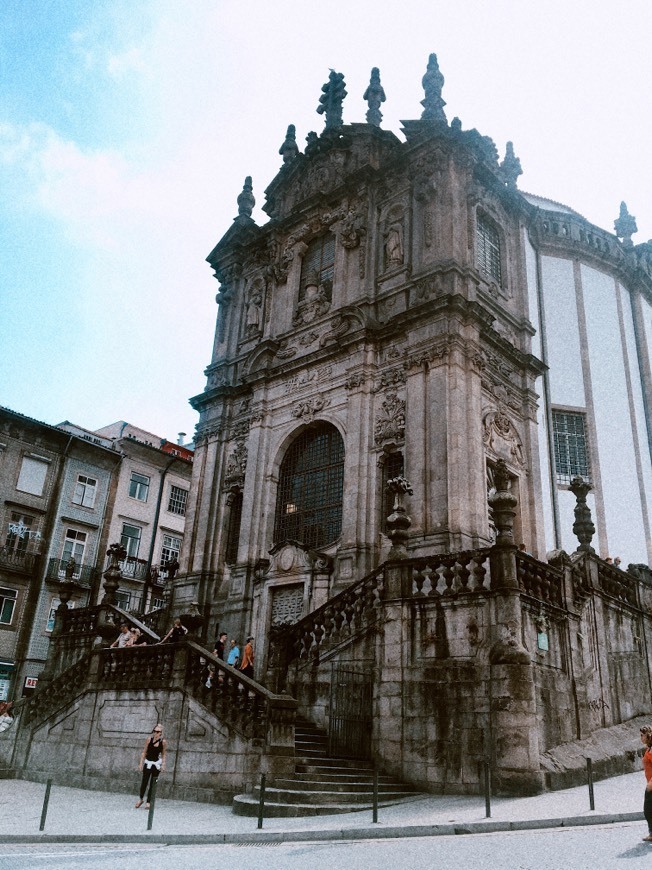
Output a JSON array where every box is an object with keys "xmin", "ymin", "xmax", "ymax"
[
  {"xmin": 46, "ymin": 557, "xmax": 96, "ymax": 586},
  {"xmin": 0, "ymin": 549, "xmax": 39, "ymax": 574}
]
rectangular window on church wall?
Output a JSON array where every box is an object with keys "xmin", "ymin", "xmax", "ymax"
[
  {"xmin": 225, "ymin": 491, "xmax": 243, "ymax": 565},
  {"xmin": 476, "ymin": 216, "xmax": 502, "ymax": 284},
  {"xmin": 552, "ymin": 410, "xmax": 590, "ymax": 485},
  {"xmin": 299, "ymin": 234, "xmax": 335, "ymax": 300},
  {"xmin": 382, "ymin": 452, "xmax": 404, "ymax": 533}
]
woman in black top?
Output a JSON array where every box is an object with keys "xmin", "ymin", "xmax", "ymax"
[
  {"xmin": 135, "ymin": 724, "xmax": 166, "ymax": 808},
  {"xmin": 159, "ymin": 618, "xmax": 188, "ymax": 644}
]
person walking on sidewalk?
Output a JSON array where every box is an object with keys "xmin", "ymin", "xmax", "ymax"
[
  {"xmin": 641, "ymin": 725, "xmax": 652, "ymax": 841},
  {"xmin": 136, "ymin": 724, "xmax": 166, "ymax": 809}
]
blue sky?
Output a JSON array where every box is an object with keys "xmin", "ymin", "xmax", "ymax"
[{"xmin": 1, "ymin": 0, "xmax": 651, "ymax": 442}]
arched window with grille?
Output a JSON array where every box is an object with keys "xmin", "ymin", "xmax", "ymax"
[
  {"xmin": 300, "ymin": 234, "xmax": 335, "ymax": 300},
  {"xmin": 274, "ymin": 423, "xmax": 344, "ymax": 549},
  {"xmin": 476, "ymin": 214, "xmax": 502, "ymax": 284}
]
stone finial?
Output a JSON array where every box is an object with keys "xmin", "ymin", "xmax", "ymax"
[
  {"xmin": 386, "ymin": 476, "xmax": 413, "ymax": 559},
  {"xmin": 279, "ymin": 124, "xmax": 299, "ymax": 164},
  {"xmin": 569, "ymin": 476, "xmax": 595, "ymax": 553},
  {"xmin": 305, "ymin": 131, "xmax": 319, "ymax": 155},
  {"xmin": 237, "ymin": 176, "xmax": 255, "ymax": 218},
  {"xmin": 451, "ymin": 116, "xmax": 462, "ymax": 133},
  {"xmin": 614, "ymin": 201, "xmax": 637, "ymax": 248},
  {"xmin": 420, "ymin": 53, "xmax": 447, "ymax": 123},
  {"xmin": 501, "ymin": 141, "xmax": 522, "ymax": 189},
  {"xmin": 102, "ymin": 542, "xmax": 126, "ymax": 606},
  {"xmin": 488, "ymin": 459, "xmax": 517, "ymax": 548},
  {"xmin": 363, "ymin": 67, "xmax": 386, "ymax": 127},
  {"xmin": 317, "ymin": 70, "xmax": 347, "ymax": 131}
]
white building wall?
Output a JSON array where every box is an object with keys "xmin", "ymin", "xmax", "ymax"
[
  {"xmin": 541, "ymin": 256, "xmax": 585, "ymax": 407},
  {"xmin": 582, "ymin": 265, "xmax": 647, "ymax": 563}
]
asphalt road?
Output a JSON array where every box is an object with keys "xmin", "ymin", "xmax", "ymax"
[{"xmin": 1, "ymin": 822, "xmax": 652, "ymax": 870}]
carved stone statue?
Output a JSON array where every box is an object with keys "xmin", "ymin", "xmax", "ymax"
[
  {"xmin": 420, "ymin": 53, "xmax": 447, "ymax": 123},
  {"xmin": 363, "ymin": 67, "xmax": 386, "ymax": 127},
  {"xmin": 317, "ymin": 70, "xmax": 347, "ymax": 131},
  {"xmin": 385, "ymin": 225, "xmax": 404, "ymax": 268},
  {"xmin": 237, "ymin": 176, "xmax": 255, "ymax": 218},
  {"xmin": 279, "ymin": 124, "xmax": 299, "ymax": 164},
  {"xmin": 245, "ymin": 284, "xmax": 263, "ymax": 335}
]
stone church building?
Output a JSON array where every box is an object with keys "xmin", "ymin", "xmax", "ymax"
[{"xmin": 3, "ymin": 56, "xmax": 652, "ymax": 804}]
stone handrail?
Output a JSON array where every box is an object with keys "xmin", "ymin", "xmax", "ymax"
[
  {"xmin": 24, "ymin": 653, "xmax": 92, "ymax": 726},
  {"xmin": 411, "ymin": 549, "xmax": 492, "ymax": 597},
  {"xmin": 516, "ymin": 552, "xmax": 564, "ymax": 607},
  {"xmin": 183, "ymin": 642, "xmax": 296, "ymax": 741},
  {"xmin": 286, "ymin": 563, "xmax": 387, "ymax": 665},
  {"xmin": 595, "ymin": 557, "xmax": 638, "ymax": 607},
  {"xmin": 25, "ymin": 639, "xmax": 296, "ymax": 748}
]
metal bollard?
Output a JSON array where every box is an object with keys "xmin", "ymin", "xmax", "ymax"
[
  {"xmin": 483, "ymin": 761, "xmax": 491, "ymax": 818},
  {"xmin": 39, "ymin": 779, "xmax": 52, "ymax": 831},
  {"xmin": 372, "ymin": 768, "xmax": 379, "ymax": 823},
  {"xmin": 586, "ymin": 757, "xmax": 595, "ymax": 811},
  {"xmin": 257, "ymin": 773, "xmax": 266, "ymax": 829},
  {"xmin": 147, "ymin": 777, "xmax": 157, "ymax": 831}
]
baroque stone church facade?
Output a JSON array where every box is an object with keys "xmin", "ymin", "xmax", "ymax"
[{"xmin": 178, "ymin": 58, "xmax": 549, "ymax": 644}]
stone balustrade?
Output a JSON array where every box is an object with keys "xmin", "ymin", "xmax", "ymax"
[
  {"xmin": 596, "ymin": 558, "xmax": 638, "ymax": 606},
  {"xmin": 411, "ymin": 549, "xmax": 492, "ymax": 597},
  {"xmin": 516, "ymin": 552, "xmax": 564, "ymax": 607}
]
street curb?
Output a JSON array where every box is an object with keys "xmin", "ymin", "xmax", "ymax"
[{"xmin": 0, "ymin": 811, "xmax": 643, "ymax": 845}]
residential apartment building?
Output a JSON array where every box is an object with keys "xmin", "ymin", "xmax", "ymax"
[{"xmin": 0, "ymin": 407, "xmax": 118, "ymax": 700}]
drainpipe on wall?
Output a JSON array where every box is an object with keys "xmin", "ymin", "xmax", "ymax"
[{"xmin": 141, "ymin": 456, "xmax": 178, "ymax": 612}]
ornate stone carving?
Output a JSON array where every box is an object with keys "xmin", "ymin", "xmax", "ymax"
[
  {"xmin": 320, "ymin": 314, "xmax": 351, "ymax": 347},
  {"xmin": 345, "ymin": 372, "xmax": 367, "ymax": 390},
  {"xmin": 270, "ymin": 584, "xmax": 305, "ymax": 626},
  {"xmin": 614, "ymin": 201, "xmax": 637, "ymax": 248},
  {"xmin": 276, "ymin": 339, "xmax": 297, "ymax": 359},
  {"xmin": 386, "ymin": 476, "xmax": 413, "ymax": 559},
  {"xmin": 224, "ymin": 439, "xmax": 248, "ymax": 488},
  {"xmin": 317, "ymin": 70, "xmax": 347, "ymax": 130},
  {"xmin": 237, "ymin": 176, "xmax": 255, "ymax": 218},
  {"xmin": 413, "ymin": 274, "xmax": 444, "ymax": 301},
  {"xmin": 569, "ymin": 477, "xmax": 596, "ymax": 553},
  {"xmin": 500, "ymin": 141, "xmax": 522, "ymax": 190},
  {"xmin": 291, "ymin": 396, "xmax": 331, "ymax": 422},
  {"xmin": 279, "ymin": 124, "xmax": 299, "ymax": 164},
  {"xmin": 284, "ymin": 371, "xmax": 316, "ymax": 394},
  {"xmin": 375, "ymin": 393, "xmax": 405, "ymax": 445},
  {"xmin": 298, "ymin": 331, "xmax": 319, "ymax": 347},
  {"xmin": 339, "ymin": 209, "xmax": 365, "ymax": 249},
  {"xmin": 378, "ymin": 367, "xmax": 407, "ymax": 390},
  {"xmin": 244, "ymin": 278, "xmax": 264, "ymax": 337},
  {"xmin": 420, "ymin": 53, "xmax": 447, "ymax": 123},
  {"xmin": 384, "ymin": 223, "xmax": 404, "ymax": 269},
  {"xmin": 483, "ymin": 409, "xmax": 525, "ymax": 467},
  {"xmin": 293, "ymin": 280, "xmax": 331, "ymax": 324}
]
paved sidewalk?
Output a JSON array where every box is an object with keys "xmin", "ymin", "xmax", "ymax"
[{"xmin": 0, "ymin": 772, "xmax": 645, "ymax": 844}]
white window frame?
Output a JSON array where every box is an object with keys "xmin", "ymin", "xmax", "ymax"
[
  {"xmin": 161, "ymin": 534, "xmax": 181, "ymax": 567},
  {"xmin": 129, "ymin": 472, "xmax": 150, "ymax": 502},
  {"xmin": 5, "ymin": 512, "xmax": 35, "ymax": 556},
  {"xmin": 61, "ymin": 529, "xmax": 87, "ymax": 577},
  {"xmin": 72, "ymin": 474, "xmax": 97, "ymax": 508},
  {"xmin": 167, "ymin": 485, "xmax": 188, "ymax": 517},
  {"xmin": 16, "ymin": 456, "xmax": 49, "ymax": 496},
  {"xmin": 121, "ymin": 523, "xmax": 142, "ymax": 559},
  {"xmin": 0, "ymin": 587, "xmax": 18, "ymax": 625}
]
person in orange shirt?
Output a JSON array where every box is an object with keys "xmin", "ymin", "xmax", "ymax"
[
  {"xmin": 240, "ymin": 636, "xmax": 255, "ymax": 678},
  {"xmin": 641, "ymin": 725, "xmax": 652, "ymax": 841}
]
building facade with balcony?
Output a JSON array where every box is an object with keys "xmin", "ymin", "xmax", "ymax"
[
  {"xmin": 89, "ymin": 423, "xmax": 193, "ymax": 616},
  {"xmin": 0, "ymin": 407, "xmax": 118, "ymax": 700}
]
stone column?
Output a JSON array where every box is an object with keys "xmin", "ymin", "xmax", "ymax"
[{"xmin": 488, "ymin": 460, "xmax": 543, "ymax": 794}]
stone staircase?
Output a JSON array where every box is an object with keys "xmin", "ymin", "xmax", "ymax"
[{"xmin": 232, "ymin": 716, "xmax": 421, "ymax": 817}]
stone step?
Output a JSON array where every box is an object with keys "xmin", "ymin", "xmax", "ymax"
[
  {"xmin": 288, "ymin": 770, "xmax": 400, "ymax": 784},
  {"xmin": 273, "ymin": 777, "xmax": 418, "ymax": 794},
  {"xmin": 295, "ymin": 761, "xmax": 374, "ymax": 775},
  {"xmin": 231, "ymin": 795, "xmax": 409, "ymax": 818},
  {"xmin": 250, "ymin": 786, "xmax": 417, "ymax": 806}
]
